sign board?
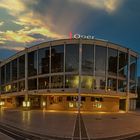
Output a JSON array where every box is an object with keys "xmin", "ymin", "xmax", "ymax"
[{"xmin": 69, "ymin": 32, "xmax": 94, "ymax": 40}]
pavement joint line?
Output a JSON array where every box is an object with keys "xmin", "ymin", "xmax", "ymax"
[
  {"xmin": 79, "ymin": 112, "xmax": 82, "ymax": 140},
  {"xmin": 80, "ymin": 114, "xmax": 90, "ymax": 140},
  {"xmin": 71, "ymin": 114, "xmax": 78, "ymax": 140}
]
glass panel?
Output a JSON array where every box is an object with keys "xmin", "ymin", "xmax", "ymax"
[
  {"xmin": 18, "ymin": 80, "xmax": 25, "ymax": 92},
  {"xmin": 38, "ymin": 77, "xmax": 49, "ymax": 89},
  {"xmin": 65, "ymin": 44, "xmax": 79, "ymax": 72},
  {"xmin": 81, "ymin": 76, "xmax": 93, "ymax": 89},
  {"xmin": 1, "ymin": 66, "xmax": 5, "ymax": 85},
  {"xmin": 118, "ymin": 51, "xmax": 128, "ymax": 78},
  {"xmin": 118, "ymin": 80, "xmax": 127, "ymax": 92},
  {"xmin": 82, "ymin": 44, "xmax": 94, "ymax": 75},
  {"xmin": 5, "ymin": 84, "xmax": 12, "ymax": 93},
  {"xmin": 65, "ymin": 75, "xmax": 79, "ymax": 88},
  {"xmin": 38, "ymin": 47, "xmax": 50, "ymax": 74},
  {"xmin": 1, "ymin": 86, "xmax": 5, "ymax": 94},
  {"xmin": 12, "ymin": 59, "xmax": 17, "ymax": 81},
  {"xmin": 18, "ymin": 55, "xmax": 25, "ymax": 79},
  {"xmin": 12, "ymin": 83, "xmax": 17, "ymax": 92},
  {"xmin": 107, "ymin": 78, "xmax": 117, "ymax": 91},
  {"xmin": 108, "ymin": 48, "xmax": 118, "ymax": 76},
  {"xmin": 95, "ymin": 45, "xmax": 107, "ymax": 76},
  {"xmin": 28, "ymin": 79, "xmax": 37, "ymax": 90},
  {"xmin": 6, "ymin": 63, "xmax": 11, "ymax": 83},
  {"xmin": 28, "ymin": 51, "xmax": 37, "ymax": 77},
  {"xmin": 129, "ymin": 82, "xmax": 136, "ymax": 93},
  {"xmin": 94, "ymin": 76, "xmax": 105, "ymax": 90},
  {"xmin": 130, "ymin": 56, "xmax": 137, "ymax": 81},
  {"xmin": 51, "ymin": 45, "xmax": 64, "ymax": 73},
  {"xmin": 51, "ymin": 75, "xmax": 63, "ymax": 88}
]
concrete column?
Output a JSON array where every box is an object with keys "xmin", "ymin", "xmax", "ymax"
[{"xmin": 126, "ymin": 49, "xmax": 130, "ymax": 112}]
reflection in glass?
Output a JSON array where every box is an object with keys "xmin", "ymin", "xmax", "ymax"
[
  {"xmin": 65, "ymin": 44, "xmax": 79, "ymax": 72},
  {"xmin": 38, "ymin": 77, "xmax": 49, "ymax": 89},
  {"xmin": 129, "ymin": 82, "xmax": 136, "ymax": 93},
  {"xmin": 28, "ymin": 79, "xmax": 37, "ymax": 90},
  {"xmin": 95, "ymin": 76, "xmax": 105, "ymax": 90},
  {"xmin": 118, "ymin": 80, "xmax": 127, "ymax": 92},
  {"xmin": 6, "ymin": 63, "xmax": 11, "ymax": 83},
  {"xmin": 107, "ymin": 78, "xmax": 117, "ymax": 91},
  {"xmin": 38, "ymin": 47, "xmax": 50, "ymax": 74},
  {"xmin": 1, "ymin": 66, "xmax": 5, "ymax": 85},
  {"xmin": 130, "ymin": 56, "xmax": 136, "ymax": 81},
  {"xmin": 81, "ymin": 76, "xmax": 93, "ymax": 89},
  {"xmin": 51, "ymin": 75, "xmax": 63, "ymax": 88},
  {"xmin": 28, "ymin": 51, "xmax": 37, "ymax": 77},
  {"xmin": 18, "ymin": 80, "xmax": 25, "ymax": 91},
  {"xmin": 118, "ymin": 52, "xmax": 128, "ymax": 78},
  {"xmin": 18, "ymin": 55, "xmax": 25, "ymax": 79},
  {"xmin": 65, "ymin": 75, "xmax": 79, "ymax": 88},
  {"xmin": 12, "ymin": 59, "xmax": 17, "ymax": 81},
  {"xmin": 95, "ymin": 45, "xmax": 106, "ymax": 75},
  {"xmin": 82, "ymin": 44, "xmax": 94, "ymax": 74},
  {"xmin": 12, "ymin": 83, "xmax": 17, "ymax": 92},
  {"xmin": 108, "ymin": 48, "xmax": 118, "ymax": 76},
  {"xmin": 51, "ymin": 45, "xmax": 64, "ymax": 73}
]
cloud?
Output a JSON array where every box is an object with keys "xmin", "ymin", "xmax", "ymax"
[
  {"xmin": 69, "ymin": 0, "xmax": 122, "ymax": 13},
  {"xmin": 0, "ymin": 30, "xmax": 36, "ymax": 43},
  {"xmin": 0, "ymin": 21, "xmax": 4, "ymax": 26},
  {"xmin": 0, "ymin": 45, "xmax": 25, "ymax": 51},
  {"xmin": 0, "ymin": 0, "xmax": 26, "ymax": 16}
]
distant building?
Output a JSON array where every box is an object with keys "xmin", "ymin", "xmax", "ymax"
[{"xmin": 0, "ymin": 38, "xmax": 138, "ymax": 112}]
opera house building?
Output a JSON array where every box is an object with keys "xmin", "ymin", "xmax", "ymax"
[{"xmin": 0, "ymin": 38, "xmax": 138, "ymax": 112}]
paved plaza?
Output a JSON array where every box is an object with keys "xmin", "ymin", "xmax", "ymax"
[{"xmin": 0, "ymin": 109, "xmax": 140, "ymax": 139}]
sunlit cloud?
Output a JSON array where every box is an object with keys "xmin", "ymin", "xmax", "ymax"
[
  {"xmin": 0, "ymin": 0, "xmax": 26, "ymax": 16},
  {"xmin": 0, "ymin": 21, "xmax": 4, "ymax": 26},
  {"xmin": 0, "ymin": 30, "xmax": 36, "ymax": 43},
  {"xmin": 0, "ymin": 45, "xmax": 25, "ymax": 51},
  {"xmin": 69, "ymin": 0, "xmax": 122, "ymax": 12}
]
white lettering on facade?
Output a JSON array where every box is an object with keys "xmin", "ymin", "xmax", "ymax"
[{"xmin": 70, "ymin": 33, "xmax": 94, "ymax": 40}]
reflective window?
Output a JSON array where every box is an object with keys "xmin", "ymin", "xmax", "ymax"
[
  {"xmin": 38, "ymin": 47, "xmax": 50, "ymax": 74},
  {"xmin": 118, "ymin": 80, "xmax": 127, "ymax": 92},
  {"xmin": 18, "ymin": 55, "xmax": 25, "ymax": 79},
  {"xmin": 6, "ymin": 63, "xmax": 11, "ymax": 83},
  {"xmin": 94, "ymin": 76, "xmax": 105, "ymax": 90},
  {"xmin": 118, "ymin": 51, "xmax": 128, "ymax": 78},
  {"xmin": 51, "ymin": 45, "xmax": 64, "ymax": 73},
  {"xmin": 95, "ymin": 45, "xmax": 107, "ymax": 76},
  {"xmin": 38, "ymin": 77, "xmax": 49, "ymax": 89},
  {"xmin": 1, "ymin": 66, "xmax": 5, "ymax": 85},
  {"xmin": 51, "ymin": 75, "xmax": 63, "ymax": 88},
  {"xmin": 129, "ymin": 82, "xmax": 136, "ymax": 93},
  {"xmin": 12, "ymin": 59, "xmax": 17, "ymax": 81},
  {"xmin": 130, "ymin": 56, "xmax": 137, "ymax": 81},
  {"xmin": 82, "ymin": 44, "xmax": 94, "ymax": 75},
  {"xmin": 28, "ymin": 79, "xmax": 37, "ymax": 90},
  {"xmin": 65, "ymin": 75, "xmax": 79, "ymax": 88},
  {"xmin": 18, "ymin": 80, "xmax": 25, "ymax": 92},
  {"xmin": 65, "ymin": 44, "xmax": 79, "ymax": 72},
  {"xmin": 107, "ymin": 78, "xmax": 117, "ymax": 91},
  {"xmin": 28, "ymin": 51, "xmax": 37, "ymax": 77},
  {"xmin": 5, "ymin": 84, "xmax": 12, "ymax": 93},
  {"xmin": 12, "ymin": 83, "xmax": 17, "ymax": 92},
  {"xmin": 81, "ymin": 76, "xmax": 93, "ymax": 89},
  {"xmin": 108, "ymin": 48, "xmax": 118, "ymax": 76}
]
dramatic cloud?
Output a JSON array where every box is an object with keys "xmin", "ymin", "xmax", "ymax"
[
  {"xmin": 69, "ymin": 0, "xmax": 122, "ymax": 12},
  {"xmin": 0, "ymin": 0, "xmax": 140, "ymax": 66}
]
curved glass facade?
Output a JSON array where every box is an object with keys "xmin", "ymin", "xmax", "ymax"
[{"xmin": 0, "ymin": 39, "xmax": 138, "ymax": 112}]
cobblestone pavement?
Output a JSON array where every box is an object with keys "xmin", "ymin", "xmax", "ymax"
[{"xmin": 0, "ymin": 109, "xmax": 140, "ymax": 139}]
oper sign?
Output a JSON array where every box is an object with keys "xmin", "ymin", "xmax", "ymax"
[{"xmin": 69, "ymin": 32, "xmax": 94, "ymax": 40}]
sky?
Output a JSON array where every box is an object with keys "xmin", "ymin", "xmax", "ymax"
[{"xmin": 0, "ymin": 0, "xmax": 140, "ymax": 74}]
